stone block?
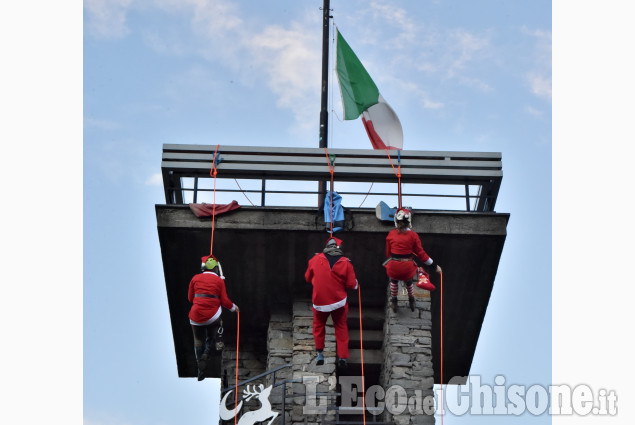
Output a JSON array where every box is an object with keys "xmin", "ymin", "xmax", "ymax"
[
  {"xmin": 390, "ymin": 353, "xmax": 411, "ymax": 366},
  {"xmin": 416, "ymin": 336, "xmax": 432, "ymax": 346},
  {"xmin": 388, "ymin": 324, "xmax": 411, "ymax": 335},
  {"xmin": 293, "ymin": 332, "xmax": 314, "ymax": 341},
  {"xmin": 411, "ymin": 365, "xmax": 434, "ymax": 377},
  {"xmin": 403, "ymin": 347, "xmax": 431, "ymax": 355},
  {"xmin": 305, "ymin": 363, "xmax": 336, "ymax": 374},
  {"xmin": 294, "ymin": 345, "xmax": 314, "ymax": 351},
  {"xmin": 391, "ymin": 366, "xmax": 410, "ymax": 379},
  {"xmin": 413, "ymin": 359, "xmax": 433, "ymax": 368},
  {"xmin": 396, "ymin": 318, "xmax": 431, "ymax": 327},
  {"xmin": 269, "ymin": 350, "xmax": 293, "ymax": 359},
  {"xmin": 390, "ymin": 335, "xmax": 417, "ymax": 345},
  {"xmin": 291, "ymin": 382, "xmax": 306, "ymax": 395},
  {"xmin": 399, "ymin": 347, "xmax": 429, "ymax": 355},
  {"xmin": 294, "ymin": 317, "xmax": 314, "ymax": 327},
  {"xmin": 293, "ymin": 353, "xmax": 312, "ymax": 365}
]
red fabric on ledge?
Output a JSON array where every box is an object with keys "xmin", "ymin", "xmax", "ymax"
[{"xmin": 188, "ymin": 201, "xmax": 241, "ymax": 218}]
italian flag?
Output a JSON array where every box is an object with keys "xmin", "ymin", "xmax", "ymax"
[{"xmin": 335, "ymin": 29, "xmax": 403, "ymax": 150}]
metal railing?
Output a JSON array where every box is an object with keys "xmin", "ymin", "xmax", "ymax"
[{"xmin": 161, "ymin": 144, "xmax": 502, "ymax": 212}]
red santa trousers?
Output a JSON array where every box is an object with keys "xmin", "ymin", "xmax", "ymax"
[{"xmin": 312, "ymin": 304, "xmax": 350, "ymax": 360}]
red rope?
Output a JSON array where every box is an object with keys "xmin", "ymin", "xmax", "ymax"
[
  {"xmin": 210, "ymin": 144, "xmax": 220, "ymax": 256},
  {"xmin": 440, "ymin": 271, "xmax": 444, "ymax": 425},
  {"xmin": 383, "ymin": 148, "xmax": 402, "ymax": 209},
  {"xmin": 358, "ymin": 286, "xmax": 366, "ymax": 425},
  {"xmin": 234, "ymin": 178, "xmax": 256, "ymax": 206},
  {"xmin": 235, "ymin": 310, "xmax": 240, "ymax": 425},
  {"xmin": 323, "ymin": 148, "xmax": 335, "ymax": 237},
  {"xmin": 358, "ymin": 183, "xmax": 374, "ymax": 208},
  {"xmin": 208, "ymin": 145, "xmax": 239, "ymax": 425}
]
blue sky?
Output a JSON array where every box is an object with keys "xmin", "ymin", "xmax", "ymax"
[
  {"xmin": 81, "ymin": 1, "xmax": 552, "ymax": 424},
  {"xmin": 13, "ymin": 1, "xmax": 635, "ymax": 425}
]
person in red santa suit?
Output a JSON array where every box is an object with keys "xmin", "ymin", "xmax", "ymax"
[
  {"xmin": 188, "ymin": 254, "xmax": 239, "ymax": 381},
  {"xmin": 384, "ymin": 208, "xmax": 442, "ymax": 312},
  {"xmin": 305, "ymin": 237, "xmax": 359, "ymax": 369}
]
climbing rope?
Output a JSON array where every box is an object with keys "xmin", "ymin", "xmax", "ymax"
[
  {"xmin": 383, "ymin": 148, "xmax": 402, "ymax": 209},
  {"xmin": 209, "ymin": 144, "xmax": 220, "ymax": 257},
  {"xmin": 357, "ymin": 286, "xmax": 366, "ymax": 425},
  {"xmin": 234, "ymin": 178, "xmax": 256, "ymax": 206},
  {"xmin": 440, "ymin": 271, "xmax": 444, "ymax": 425},
  {"xmin": 208, "ymin": 145, "xmax": 240, "ymax": 423},
  {"xmin": 358, "ymin": 183, "xmax": 374, "ymax": 208},
  {"xmin": 323, "ymin": 147, "xmax": 335, "ymax": 237},
  {"xmin": 235, "ymin": 310, "xmax": 240, "ymax": 425}
]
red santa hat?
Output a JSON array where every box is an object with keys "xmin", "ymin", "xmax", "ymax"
[
  {"xmin": 200, "ymin": 254, "xmax": 225, "ymax": 278},
  {"xmin": 394, "ymin": 208, "xmax": 412, "ymax": 227},
  {"xmin": 201, "ymin": 255, "xmax": 219, "ymax": 270},
  {"xmin": 325, "ymin": 237, "xmax": 343, "ymax": 248}
]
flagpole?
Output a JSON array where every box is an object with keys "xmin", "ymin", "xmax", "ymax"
[{"xmin": 318, "ymin": 0, "xmax": 331, "ymax": 207}]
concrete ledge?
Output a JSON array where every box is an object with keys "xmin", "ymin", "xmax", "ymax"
[{"xmin": 156, "ymin": 205, "xmax": 508, "ymax": 235}]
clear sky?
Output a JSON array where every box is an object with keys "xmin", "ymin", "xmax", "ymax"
[
  {"xmin": 81, "ymin": 1, "xmax": 552, "ymax": 424},
  {"xmin": 5, "ymin": 1, "xmax": 635, "ymax": 425}
]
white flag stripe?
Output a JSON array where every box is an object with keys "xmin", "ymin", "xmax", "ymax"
[{"xmin": 361, "ymin": 95, "xmax": 403, "ymax": 150}]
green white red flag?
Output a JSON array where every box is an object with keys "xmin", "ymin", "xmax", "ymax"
[{"xmin": 335, "ymin": 28, "xmax": 403, "ymax": 150}]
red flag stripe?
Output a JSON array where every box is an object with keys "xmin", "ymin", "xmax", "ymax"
[{"xmin": 362, "ymin": 117, "xmax": 399, "ymax": 150}]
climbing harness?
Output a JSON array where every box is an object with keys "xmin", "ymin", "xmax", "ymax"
[{"xmin": 215, "ymin": 320, "xmax": 225, "ymax": 351}]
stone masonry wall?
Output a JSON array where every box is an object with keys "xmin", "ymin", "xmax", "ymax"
[
  {"xmin": 220, "ymin": 301, "xmax": 341, "ymax": 425},
  {"xmin": 219, "ymin": 336, "xmax": 269, "ymax": 421},
  {"xmin": 290, "ymin": 300, "xmax": 338, "ymax": 425},
  {"xmin": 222, "ymin": 337, "xmax": 268, "ymax": 386},
  {"xmin": 265, "ymin": 308, "xmax": 294, "ymax": 425},
  {"xmin": 381, "ymin": 285, "xmax": 435, "ymax": 425}
]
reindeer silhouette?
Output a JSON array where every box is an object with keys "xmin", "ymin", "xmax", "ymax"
[{"xmin": 219, "ymin": 384, "xmax": 279, "ymax": 425}]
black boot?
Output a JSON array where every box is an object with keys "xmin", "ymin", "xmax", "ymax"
[
  {"xmin": 195, "ymin": 345, "xmax": 206, "ymax": 381},
  {"xmin": 409, "ymin": 297, "xmax": 416, "ymax": 312},
  {"xmin": 390, "ymin": 297, "xmax": 398, "ymax": 313},
  {"xmin": 338, "ymin": 358, "xmax": 348, "ymax": 370}
]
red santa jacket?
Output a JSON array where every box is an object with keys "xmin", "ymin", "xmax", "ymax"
[
  {"xmin": 305, "ymin": 253, "xmax": 358, "ymax": 312},
  {"xmin": 385, "ymin": 228, "xmax": 433, "ymax": 265},
  {"xmin": 188, "ymin": 271, "xmax": 236, "ymax": 324}
]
